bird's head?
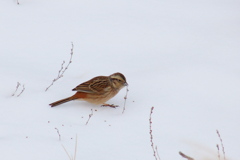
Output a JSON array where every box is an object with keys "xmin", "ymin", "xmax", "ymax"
[{"xmin": 109, "ymin": 72, "xmax": 128, "ymax": 89}]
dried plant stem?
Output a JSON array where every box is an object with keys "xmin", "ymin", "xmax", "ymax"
[
  {"xmin": 12, "ymin": 82, "xmax": 20, "ymax": 96},
  {"xmin": 55, "ymin": 128, "xmax": 61, "ymax": 141},
  {"xmin": 62, "ymin": 144, "xmax": 72, "ymax": 160},
  {"xmin": 179, "ymin": 152, "xmax": 194, "ymax": 160},
  {"xmin": 216, "ymin": 144, "xmax": 221, "ymax": 160},
  {"xmin": 155, "ymin": 146, "xmax": 161, "ymax": 160},
  {"xmin": 12, "ymin": 82, "xmax": 25, "ymax": 97},
  {"xmin": 17, "ymin": 0, "xmax": 19, "ymax": 5},
  {"xmin": 60, "ymin": 42, "xmax": 74, "ymax": 77},
  {"xmin": 58, "ymin": 60, "xmax": 65, "ymax": 78},
  {"xmin": 17, "ymin": 84, "xmax": 25, "ymax": 97},
  {"xmin": 74, "ymin": 135, "xmax": 78, "ymax": 160},
  {"xmin": 216, "ymin": 130, "xmax": 226, "ymax": 160},
  {"xmin": 62, "ymin": 135, "xmax": 78, "ymax": 160},
  {"xmin": 85, "ymin": 109, "xmax": 93, "ymax": 125},
  {"xmin": 149, "ymin": 106, "xmax": 160, "ymax": 160},
  {"xmin": 45, "ymin": 42, "xmax": 74, "ymax": 91},
  {"xmin": 122, "ymin": 87, "xmax": 129, "ymax": 114}
]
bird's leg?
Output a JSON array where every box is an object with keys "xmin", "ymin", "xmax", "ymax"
[{"xmin": 101, "ymin": 103, "xmax": 119, "ymax": 108}]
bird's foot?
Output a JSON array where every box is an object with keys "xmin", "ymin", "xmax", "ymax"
[{"xmin": 101, "ymin": 104, "xmax": 119, "ymax": 108}]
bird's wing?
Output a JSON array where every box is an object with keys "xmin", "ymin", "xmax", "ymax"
[{"xmin": 72, "ymin": 76, "xmax": 110, "ymax": 93}]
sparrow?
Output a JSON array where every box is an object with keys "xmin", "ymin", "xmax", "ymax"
[{"xmin": 49, "ymin": 72, "xmax": 128, "ymax": 108}]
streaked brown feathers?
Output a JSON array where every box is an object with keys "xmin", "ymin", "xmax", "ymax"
[{"xmin": 49, "ymin": 72, "xmax": 127, "ymax": 107}]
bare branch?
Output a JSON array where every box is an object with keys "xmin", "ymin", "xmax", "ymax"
[
  {"xmin": 122, "ymin": 87, "xmax": 129, "ymax": 114},
  {"xmin": 216, "ymin": 144, "xmax": 221, "ymax": 160},
  {"xmin": 155, "ymin": 146, "xmax": 161, "ymax": 160},
  {"xmin": 17, "ymin": 84, "xmax": 25, "ymax": 97},
  {"xmin": 74, "ymin": 135, "xmax": 78, "ymax": 160},
  {"xmin": 61, "ymin": 135, "xmax": 78, "ymax": 160},
  {"xmin": 55, "ymin": 128, "xmax": 61, "ymax": 141},
  {"xmin": 85, "ymin": 109, "xmax": 94, "ymax": 125},
  {"xmin": 216, "ymin": 130, "xmax": 226, "ymax": 160},
  {"xmin": 179, "ymin": 152, "xmax": 194, "ymax": 160},
  {"xmin": 60, "ymin": 42, "xmax": 74, "ymax": 78},
  {"xmin": 58, "ymin": 61, "xmax": 65, "ymax": 78},
  {"xmin": 62, "ymin": 144, "xmax": 72, "ymax": 160},
  {"xmin": 149, "ymin": 106, "xmax": 160, "ymax": 160},
  {"xmin": 12, "ymin": 82, "xmax": 20, "ymax": 96},
  {"xmin": 45, "ymin": 42, "xmax": 74, "ymax": 91}
]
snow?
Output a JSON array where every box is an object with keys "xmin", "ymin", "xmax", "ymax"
[{"xmin": 1, "ymin": 0, "xmax": 240, "ymax": 159}]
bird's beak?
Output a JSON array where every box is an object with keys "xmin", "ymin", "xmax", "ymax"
[{"xmin": 124, "ymin": 82, "xmax": 128, "ymax": 86}]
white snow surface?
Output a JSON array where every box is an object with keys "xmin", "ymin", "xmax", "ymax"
[{"xmin": 1, "ymin": 0, "xmax": 240, "ymax": 160}]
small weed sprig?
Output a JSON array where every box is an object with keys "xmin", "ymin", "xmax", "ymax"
[
  {"xmin": 85, "ymin": 109, "xmax": 93, "ymax": 125},
  {"xmin": 179, "ymin": 152, "xmax": 194, "ymax": 160},
  {"xmin": 12, "ymin": 82, "xmax": 20, "ymax": 96},
  {"xmin": 122, "ymin": 87, "xmax": 129, "ymax": 114},
  {"xmin": 149, "ymin": 106, "xmax": 160, "ymax": 160},
  {"xmin": 12, "ymin": 82, "xmax": 25, "ymax": 97},
  {"xmin": 62, "ymin": 135, "xmax": 78, "ymax": 160},
  {"xmin": 45, "ymin": 42, "xmax": 74, "ymax": 91},
  {"xmin": 17, "ymin": 84, "xmax": 25, "ymax": 97},
  {"xmin": 216, "ymin": 144, "xmax": 220, "ymax": 160},
  {"xmin": 55, "ymin": 128, "xmax": 61, "ymax": 141},
  {"xmin": 155, "ymin": 146, "xmax": 161, "ymax": 160},
  {"xmin": 216, "ymin": 130, "xmax": 226, "ymax": 160}
]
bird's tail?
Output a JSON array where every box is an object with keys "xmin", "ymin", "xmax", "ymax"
[{"xmin": 49, "ymin": 96, "xmax": 76, "ymax": 107}]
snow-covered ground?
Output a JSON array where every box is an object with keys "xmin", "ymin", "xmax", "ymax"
[{"xmin": 1, "ymin": 0, "xmax": 240, "ymax": 159}]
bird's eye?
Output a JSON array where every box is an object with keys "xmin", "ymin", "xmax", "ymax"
[{"xmin": 112, "ymin": 78, "xmax": 122, "ymax": 82}]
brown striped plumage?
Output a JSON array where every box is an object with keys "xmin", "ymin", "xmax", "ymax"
[{"xmin": 49, "ymin": 72, "xmax": 128, "ymax": 107}]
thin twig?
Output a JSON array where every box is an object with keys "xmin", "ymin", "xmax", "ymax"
[
  {"xmin": 155, "ymin": 146, "xmax": 161, "ymax": 160},
  {"xmin": 16, "ymin": 0, "xmax": 19, "ymax": 5},
  {"xmin": 55, "ymin": 128, "xmax": 61, "ymax": 141},
  {"xmin": 17, "ymin": 84, "xmax": 25, "ymax": 97},
  {"xmin": 45, "ymin": 42, "xmax": 74, "ymax": 91},
  {"xmin": 12, "ymin": 82, "xmax": 20, "ymax": 96},
  {"xmin": 122, "ymin": 87, "xmax": 129, "ymax": 114},
  {"xmin": 58, "ymin": 60, "xmax": 65, "ymax": 78},
  {"xmin": 216, "ymin": 130, "xmax": 226, "ymax": 160},
  {"xmin": 59, "ymin": 42, "xmax": 74, "ymax": 78},
  {"xmin": 216, "ymin": 144, "xmax": 221, "ymax": 160},
  {"xmin": 61, "ymin": 135, "xmax": 78, "ymax": 160},
  {"xmin": 179, "ymin": 151, "xmax": 194, "ymax": 160},
  {"xmin": 62, "ymin": 144, "xmax": 72, "ymax": 160},
  {"xmin": 74, "ymin": 135, "xmax": 78, "ymax": 160},
  {"xmin": 45, "ymin": 62, "xmax": 64, "ymax": 91},
  {"xmin": 149, "ymin": 106, "xmax": 160, "ymax": 160},
  {"xmin": 85, "ymin": 109, "xmax": 93, "ymax": 125}
]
